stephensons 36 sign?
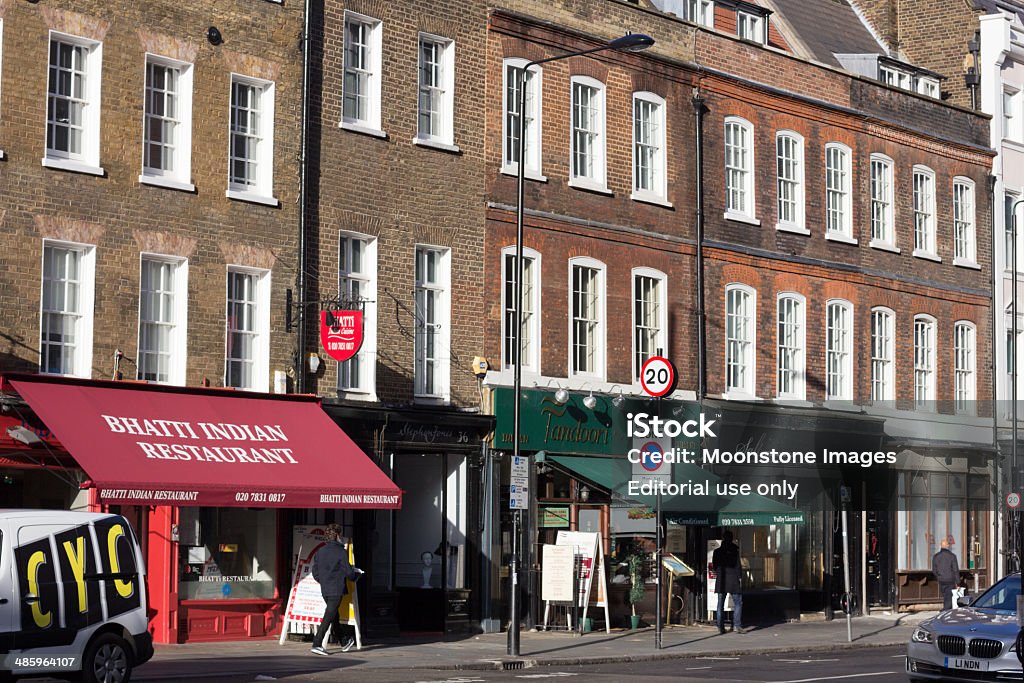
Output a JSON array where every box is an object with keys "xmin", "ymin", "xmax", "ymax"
[{"xmin": 320, "ymin": 310, "xmax": 364, "ymax": 362}]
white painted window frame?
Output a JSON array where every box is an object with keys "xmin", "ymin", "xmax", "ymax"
[
  {"xmin": 414, "ymin": 33, "xmax": 457, "ymax": 151},
  {"xmin": 825, "ymin": 299, "xmax": 853, "ymax": 401},
  {"xmin": 825, "ymin": 142, "xmax": 854, "ymax": 243},
  {"xmin": 775, "ymin": 130, "xmax": 806, "ymax": 234},
  {"xmin": 724, "ymin": 283, "xmax": 756, "ymax": 399},
  {"xmin": 337, "ymin": 232, "xmax": 378, "ymax": 399},
  {"xmin": 414, "ymin": 244, "xmax": 452, "ymax": 402},
  {"xmin": 224, "ymin": 265, "xmax": 271, "ymax": 392},
  {"xmin": 870, "ymin": 306, "xmax": 895, "ymax": 403},
  {"xmin": 869, "ymin": 153, "xmax": 897, "ymax": 251},
  {"xmin": 913, "ymin": 314, "xmax": 937, "ymax": 409},
  {"xmin": 631, "ymin": 91, "xmax": 670, "ymax": 206},
  {"xmin": 568, "ymin": 256, "xmax": 607, "ymax": 381},
  {"xmin": 685, "ymin": 0, "xmax": 714, "ymax": 27},
  {"xmin": 39, "ymin": 239, "xmax": 96, "ymax": 379},
  {"xmin": 42, "ymin": 31, "xmax": 104, "ymax": 176},
  {"xmin": 776, "ymin": 292, "xmax": 805, "ymax": 401},
  {"xmin": 953, "ymin": 177, "xmax": 978, "ymax": 268},
  {"xmin": 632, "ymin": 267, "xmax": 668, "ymax": 383},
  {"xmin": 139, "ymin": 54, "xmax": 194, "ymax": 192},
  {"xmin": 569, "ymin": 75, "xmax": 608, "ymax": 193},
  {"xmin": 737, "ymin": 10, "xmax": 766, "ymax": 44},
  {"xmin": 501, "ymin": 58, "xmax": 544, "ymax": 181},
  {"xmin": 501, "ymin": 245, "xmax": 542, "ymax": 374},
  {"xmin": 341, "ymin": 11, "xmax": 384, "ymax": 138},
  {"xmin": 226, "ymin": 73, "xmax": 277, "ymax": 206},
  {"xmin": 912, "ymin": 165, "xmax": 938, "ymax": 261},
  {"xmin": 724, "ymin": 116, "xmax": 758, "ymax": 224},
  {"xmin": 954, "ymin": 320, "xmax": 976, "ymax": 414},
  {"xmin": 137, "ymin": 254, "xmax": 188, "ymax": 386}
]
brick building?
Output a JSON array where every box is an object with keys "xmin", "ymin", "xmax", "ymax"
[
  {"xmin": 481, "ymin": 0, "xmax": 994, "ymax": 626},
  {"xmin": 0, "ymin": 0, "xmax": 388, "ymax": 646},
  {"xmin": 301, "ymin": 0, "xmax": 495, "ymax": 636}
]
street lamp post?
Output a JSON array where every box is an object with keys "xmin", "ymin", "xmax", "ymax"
[
  {"xmin": 508, "ymin": 32, "xmax": 655, "ymax": 657},
  {"xmin": 1012, "ymin": 199, "xmax": 1022, "ymax": 568}
]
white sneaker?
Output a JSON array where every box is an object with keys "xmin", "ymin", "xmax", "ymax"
[
  {"xmin": 311, "ymin": 645, "xmax": 330, "ymax": 656},
  {"xmin": 341, "ymin": 638, "xmax": 356, "ymax": 652}
]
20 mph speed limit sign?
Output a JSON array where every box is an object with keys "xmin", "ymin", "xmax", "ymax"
[
  {"xmin": 640, "ymin": 356, "xmax": 677, "ymax": 397},
  {"xmin": 1008, "ymin": 492, "xmax": 1021, "ymax": 509}
]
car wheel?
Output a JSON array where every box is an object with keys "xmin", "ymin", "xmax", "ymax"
[{"xmin": 80, "ymin": 633, "xmax": 133, "ymax": 683}]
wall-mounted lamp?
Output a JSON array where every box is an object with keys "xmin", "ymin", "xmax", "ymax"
[
  {"xmin": 583, "ymin": 392, "xmax": 597, "ymax": 410},
  {"xmin": 7, "ymin": 426, "xmax": 42, "ymax": 446},
  {"xmin": 579, "ymin": 485, "xmax": 591, "ymax": 503},
  {"xmin": 609, "ymin": 384, "xmax": 625, "ymax": 408},
  {"xmin": 554, "ymin": 388, "xmax": 569, "ymax": 405},
  {"xmin": 307, "ymin": 353, "xmax": 321, "ymax": 374},
  {"xmin": 207, "ymin": 26, "xmax": 223, "ymax": 46}
]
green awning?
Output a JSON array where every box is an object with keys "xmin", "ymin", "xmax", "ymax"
[{"xmin": 544, "ymin": 453, "xmax": 804, "ymax": 526}]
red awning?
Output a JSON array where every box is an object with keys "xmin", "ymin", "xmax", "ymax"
[{"xmin": 7, "ymin": 375, "xmax": 401, "ymax": 509}]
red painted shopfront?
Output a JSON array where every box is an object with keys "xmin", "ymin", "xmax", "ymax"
[{"xmin": 1, "ymin": 374, "xmax": 402, "ymax": 644}]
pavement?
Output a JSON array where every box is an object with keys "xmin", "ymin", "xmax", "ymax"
[{"xmin": 133, "ymin": 611, "xmax": 932, "ymax": 681}]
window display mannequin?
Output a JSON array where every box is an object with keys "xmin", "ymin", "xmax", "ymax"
[{"xmin": 421, "ymin": 551, "xmax": 434, "ymax": 588}]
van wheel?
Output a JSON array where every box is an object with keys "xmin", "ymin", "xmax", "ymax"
[{"xmin": 81, "ymin": 633, "xmax": 132, "ymax": 683}]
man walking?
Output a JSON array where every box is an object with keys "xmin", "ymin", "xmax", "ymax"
[
  {"xmin": 311, "ymin": 523, "xmax": 361, "ymax": 655},
  {"xmin": 932, "ymin": 537, "xmax": 960, "ymax": 611},
  {"xmin": 712, "ymin": 530, "xmax": 745, "ymax": 633}
]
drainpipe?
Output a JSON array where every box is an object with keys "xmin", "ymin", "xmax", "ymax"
[
  {"xmin": 295, "ymin": 0, "xmax": 313, "ymax": 393},
  {"xmin": 692, "ymin": 88, "xmax": 707, "ymax": 401}
]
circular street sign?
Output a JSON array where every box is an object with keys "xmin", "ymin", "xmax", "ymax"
[
  {"xmin": 1008, "ymin": 492, "xmax": 1021, "ymax": 509},
  {"xmin": 640, "ymin": 356, "xmax": 676, "ymax": 397},
  {"xmin": 640, "ymin": 441, "xmax": 664, "ymax": 472}
]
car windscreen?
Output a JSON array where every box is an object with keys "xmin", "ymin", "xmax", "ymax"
[{"xmin": 972, "ymin": 576, "xmax": 1021, "ymax": 612}]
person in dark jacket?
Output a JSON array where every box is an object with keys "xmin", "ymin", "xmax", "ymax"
[
  {"xmin": 310, "ymin": 523, "xmax": 361, "ymax": 655},
  {"xmin": 932, "ymin": 537, "xmax": 960, "ymax": 611},
  {"xmin": 712, "ymin": 530, "xmax": 745, "ymax": 633}
]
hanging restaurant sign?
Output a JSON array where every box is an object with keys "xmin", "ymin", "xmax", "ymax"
[{"xmin": 320, "ymin": 310, "xmax": 364, "ymax": 362}]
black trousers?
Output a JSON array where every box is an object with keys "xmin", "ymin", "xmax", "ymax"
[
  {"xmin": 939, "ymin": 582, "xmax": 955, "ymax": 610},
  {"xmin": 314, "ymin": 594, "xmax": 344, "ymax": 647}
]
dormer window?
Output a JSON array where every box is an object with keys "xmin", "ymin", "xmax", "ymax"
[
  {"xmin": 720, "ymin": 0, "xmax": 771, "ymax": 45},
  {"xmin": 916, "ymin": 76, "xmax": 939, "ymax": 98},
  {"xmin": 737, "ymin": 10, "xmax": 766, "ymax": 44},
  {"xmin": 880, "ymin": 64, "xmax": 911, "ymax": 89}
]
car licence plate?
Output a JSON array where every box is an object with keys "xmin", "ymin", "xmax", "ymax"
[{"xmin": 945, "ymin": 657, "xmax": 988, "ymax": 671}]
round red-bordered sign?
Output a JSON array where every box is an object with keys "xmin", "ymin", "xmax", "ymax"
[
  {"xmin": 640, "ymin": 356, "xmax": 676, "ymax": 397},
  {"xmin": 1008, "ymin": 492, "xmax": 1021, "ymax": 509}
]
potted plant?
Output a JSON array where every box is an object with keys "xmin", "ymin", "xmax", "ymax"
[{"xmin": 627, "ymin": 552, "xmax": 646, "ymax": 630}]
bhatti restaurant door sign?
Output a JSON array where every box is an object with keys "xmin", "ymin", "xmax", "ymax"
[{"xmin": 320, "ymin": 310, "xmax": 363, "ymax": 362}]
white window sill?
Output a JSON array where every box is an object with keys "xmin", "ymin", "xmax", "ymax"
[
  {"xmin": 569, "ymin": 372, "xmax": 607, "ymax": 385},
  {"xmin": 42, "ymin": 157, "xmax": 105, "ymax": 177},
  {"xmin": 825, "ymin": 232, "xmax": 859, "ymax": 245},
  {"xmin": 823, "ymin": 399, "xmax": 859, "ymax": 411},
  {"xmin": 775, "ymin": 221, "xmax": 809, "ymax": 236},
  {"xmin": 725, "ymin": 210, "xmax": 761, "ymax": 226},
  {"xmin": 414, "ymin": 394, "xmax": 451, "ymax": 406},
  {"xmin": 721, "ymin": 391, "xmax": 762, "ymax": 402},
  {"xmin": 501, "ymin": 165, "xmax": 547, "ymax": 183},
  {"xmin": 340, "ymin": 120, "xmax": 388, "ymax": 139},
  {"xmin": 869, "ymin": 239, "xmax": 900, "ymax": 254},
  {"xmin": 631, "ymin": 191, "xmax": 673, "ymax": 208},
  {"xmin": 773, "ymin": 397, "xmax": 811, "ymax": 407},
  {"xmin": 226, "ymin": 189, "xmax": 280, "ymax": 207},
  {"xmin": 568, "ymin": 177, "xmax": 612, "ymax": 196},
  {"xmin": 1003, "ymin": 137, "xmax": 1024, "ymax": 152},
  {"xmin": 412, "ymin": 137, "xmax": 460, "ymax": 154},
  {"xmin": 337, "ymin": 389, "xmax": 379, "ymax": 402},
  {"xmin": 912, "ymin": 249, "xmax": 942, "ymax": 262},
  {"xmin": 953, "ymin": 257, "xmax": 981, "ymax": 270},
  {"xmin": 139, "ymin": 174, "xmax": 196, "ymax": 193}
]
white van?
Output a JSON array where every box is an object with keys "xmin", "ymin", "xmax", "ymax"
[{"xmin": 0, "ymin": 510, "xmax": 152, "ymax": 682}]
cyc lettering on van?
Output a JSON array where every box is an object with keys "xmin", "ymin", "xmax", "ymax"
[
  {"xmin": 26, "ymin": 550, "xmax": 52, "ymax": 629},
  {"xmin": 94, "ymin": 517, "xmax": 141, "ymax": 617}
]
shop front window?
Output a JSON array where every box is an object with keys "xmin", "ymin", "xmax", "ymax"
[
  {"xmin": 896, "ymin": 471, "xmax": 988, "ymax": 571},
  {"xmin": 178, "ymin": 507, "xmax": 276, "ymax": 600},
  {"xmin": 731, "ymin": 524, "xmax": 795, "ymax": 590}
]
